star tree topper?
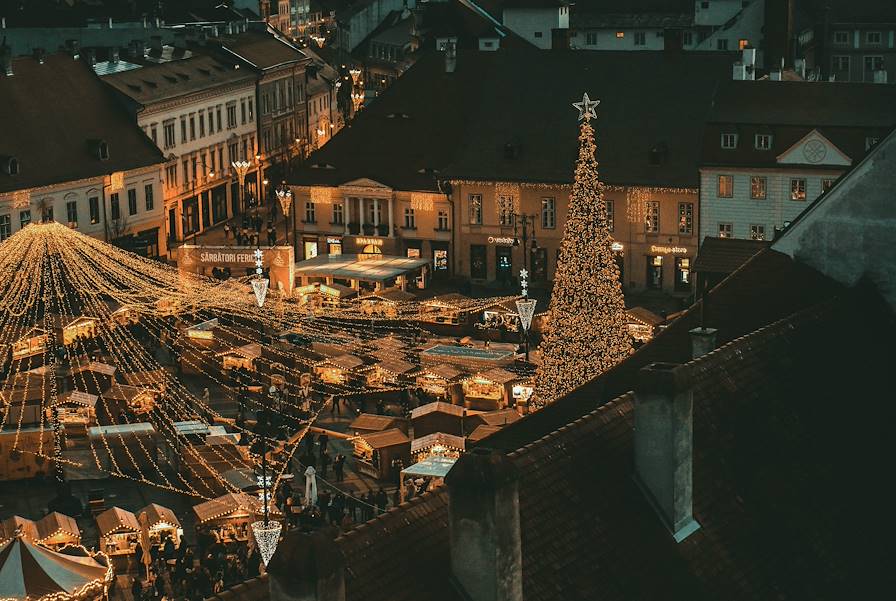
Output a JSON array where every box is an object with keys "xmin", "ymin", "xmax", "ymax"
[{"xmin": 573, "ymin": 93, "xmax": 600, "ymax": 122}]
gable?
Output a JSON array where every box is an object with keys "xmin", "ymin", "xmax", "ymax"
[
  {"xmin": 339, "ymin": 178, "xmax": 393, "ymax": 194},
  {"xmin": 777, "ymin": 129, "xmax": 852, "ymax": 167}
]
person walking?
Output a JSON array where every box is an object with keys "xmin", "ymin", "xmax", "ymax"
[
  {"xmin": 375, "ymin": 488, "xmax": 388, "ymax": 514},
  {"xmin": 318, "ymin": 432, "xmax": 329, "ymax": 456},
  {"xmin": 319, "ymin": 450, "xmax": 331, "ymax": 478},
  {"xmin": 223, "ymin": 222, "xmax": 230, "ymax": 241},
  {"xmin": 333, "ymin": 453, "xmax": 345, "ymax": 482}
]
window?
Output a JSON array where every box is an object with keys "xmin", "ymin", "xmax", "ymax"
[
  {"xmin": 189, "ymin": 115, "xmax": 196, "ymax": 140},
  {"xmin": 110, "ymin": 194, "xmax": 120, "ymax": 220},
  {"xmin": 754, "ymin": 134, "xmax": 772, "ymax": 150},
  {"xmin": 738, "ymin": 39, "xmax": 749, "ymax": 50},
  {"xmin": 228, "ymin": 143, "xmax": 238, "ymax": 163},
  {"xmin": 721, "ymin": 133, "xmax": 738, "ymax": 149},
  {"xmin": 606, "ymin": 199, "xmax": 615, "ymax": 232},
  {"xmin": 718, "ymin": 175, "xmax": 734, "ymax": 198},
  {"xmin": 165, "ymin": 164, "xmax": 177, "ymax": 188},
  {"xmin": 678, "ymin": 202, "xmax": 693, "ymax": 234},
  {"xmin": 790, "ymin": 178, "xmax": 807, "ymax": 201},
  {"xmin": 163, "ymin": 120, "xmax": 175, "ymax": 148},
  {"xmin": 437, "ymin": 209, "xmax": 449, "ymax": 231},
  {"xmin": 403, "ymin": 207, "xmax": 416, "ymax": 229},
  {"xmin": 865, "ymin": 136, "xmax": 880, "ymax": 150},
  {"xmin": 66, "ymin": 200, "xmax": 78, "ymax": 226},
  {"xmin": 19, "ymin": 210, "xmax": 31, "ymax": 228},
  {"xmin": 586, "ymin": 32, "xmax": 597, "ymax": 45},
  {"xmin": 647, "ymin": 255, "xmax": 663, "ymax": 289},
  {"xmin": 241, "ymin": 99, "xmax": 247, "ymax": 124},
  {"xmin": 717, "ymin": 39, "xmax": 729, "ymax": 50},
  {"xmin": 150, "ymin": 124, "xmax": 158, "ymax": 145},
  {"xmin": 469, "ymin": 194, "xmax": 482, "ymax": 224},
  {"xmin": 833, "ymin": 55, "xmax": 850, "ymax": 71},
  {"xmin": 498, "ymin": 195, "xmax": 515, "ymax": 226},
  {"xmin": 534, "ymin": 32, "xmax": 543, "ymax": 39},
  {"xmin": 822, "ymin": 178, "xmax": 836, "ymax": 193},
  {"xmin": 227, "ymin": 103, "xmax": 237, "ymax": 128},
  {"xmin": 833, "ymin": 30, "xmax": 849, "ymax": 45},
  {"xmin": 248, "ymin": 98, "xmax": 254, "ymax": 121},
  {"xmin": 750, "ymin": 176, "xmax": 767, "ymax": 199},
  {"xmin": 864, "ymin": 55, "xmax": 883, "ymax": 73},
  {"xmin": 127, "ymin": 189, "xmax": 137, "ymax": 216},
  {"xmin": 675, "ymin": 257, "xmax": 691, "ymax": 291},
  {"xmin": 483, "ymin": 41, "xmax": 494, "ymax": 49},
  {"xmin": 866, "ymin": 31, "xmax": 882, "ymax": 45},
  {"xmin": 0, "ymin": 215, "xmax": 9, "ymax": 240},
  {"xmin": 750, "ymin": 224, "xmax": 766, "ymax": 240},
  {"xmin": 541, "ymin": 197, "xmax": 556, "ymax": 229},
  {"xmin": 89, "ymin": 196, "xmax": 100, "ymax": 224},
  {"xmin": 682, "ymin": 31, "xmax": 693, "ymax": 45},
  {"xmin": 615, "ymin": 31, "xmax": 624, "ymax": 39},
  {"xmin": 634, "ymin": 32, "xmax": 646, "ymax": 46},
  {"xmin": 645, "ymin": 201, "xmax": 659, "ymax": 233},
  {"xmin": 332, "ymin": 203, "xmax": 344, "ymax": 224},
  {"xmin": 718, "ymin": 223, "xmax": 733, "ymax": 239},
  {"xmin": 216, "ymin": 106, "xmax": 223, "ymax": 131},
  {"xmin": 305, "ymin": 201, "xmax": 315, "ymax": 223},
  {"xmin": 180, "ymin": 116, "xmax": 187, "ymax": 143},
  {"xmin": 144, "ymin": 184, "xmax": 154, "ymax": 211},
  {"xmin": 207, "ymin": 108, "xmax": 214, "ymax": 132}
]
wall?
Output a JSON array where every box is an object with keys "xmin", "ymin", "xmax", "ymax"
[
  {"xmin": 826, "ymin": 27, "xmax": 896, "ymax": 82},
  {"xmin": 692, "ymin": 0, "xmax": 764, "ymax": 57},
  {"xmin": 571, "ymin": 28, "xmax": 666, "ymax": 51},
  {"xmin": 339, "ymin": 0, "xmax": 417, "ymax": 52},
  {"xmin": 694, "ymin": 0, "xmax": 747, "ymax": 27},
  {"xmin": 502, "ymin": 7, "xmax": 565, "ymax": 50}
]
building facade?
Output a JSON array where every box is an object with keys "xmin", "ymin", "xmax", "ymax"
[
  {"xmin": 699, "ymin": 80, "xmax": 896, "ymax": 243},
  {"xmin": 501, "ymin": 0, "xmax": 570, "ymax": 50},
  {"xmin": 803, "ymin": 18, "xmax": 896, "ymax": 83},
  {"xmin": 103, "ymin": 55, "xmax": 259, "ymax": 253}
]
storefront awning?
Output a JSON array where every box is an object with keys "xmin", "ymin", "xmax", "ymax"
[{"xmin": 294, "ymin": 254, "xmax": 430, "ymax": 283}]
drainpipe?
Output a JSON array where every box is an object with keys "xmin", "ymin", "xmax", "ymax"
[{"xmin": 437, "ymin": 179, "xmax": 455, "ymax": 278}]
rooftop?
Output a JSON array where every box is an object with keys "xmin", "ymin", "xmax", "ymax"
[{"xmin": 294, "ymin": 254, "xmax": 430, "ymax": 282}]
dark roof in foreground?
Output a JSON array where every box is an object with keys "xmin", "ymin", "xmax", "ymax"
[
  {"xmin": 693, "ymin": 236, "xmax": 771, "ymax": 274},
  {"xmin": 289, "ymin": 49, "xmax": 737, "ymax": 191},
  {"xmin": 0, "ymin": 54, "xmax": 164, "ymax": 194}
]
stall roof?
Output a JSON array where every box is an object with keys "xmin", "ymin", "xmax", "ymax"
[
  {"xmin": 361, "ymin": 288, "xmax": 416, "ymax": 302},
  {"xmin": 417, "ymin": 364, "xmax": 464, "ymax": 381},
  {"xmin": 401, "ymin": 456, "xmax": 457, "ymax": 479},
  {"xmin": 350, "ymin": 414, "xmax": 404, "ymax": 432},
  {"xmin": 52, "ymin": 390, "xmax": 99, "ymax": 408},
  {"xmin": 0, "ymin": 387, "xmax": 45, "ymax": 404},
  {"xmin": 311, "ymin": 342, "xmax": 355, "ymax": 358},
  {"xmin": 471, "ymin": 367, "xmax": 519, "ymax": 385},
  {"xmin": 96, "ymin": 507, "xmax": 139, "ymax": 536},
  {"xmin": 374, "ymin": 358, "xmax": 415, "ymax": 375},
  {"xmin": 0, "ymin": 536, "xmax": 110, "ymax": 599},
  {"xmin": 468, "ymin": 408, "xmax": 522, "ymax": 427},
  {"xmin": 0, "ymin": 516, "xmax": 39, "ymax": 542},
  {"xmin": 186, "ymin": 318, "xmax": 220, "ymax": 333},
  {"xmin": 422, "ymin": 293, "xmax": 469, "ymax": 307},
  {"xmin": 411, "ymin": 432, "xmax": 465, "ymax": 454},
  {"xmin": 411, "ymin": 401, "xmax": 465, "ymax": 419},
  {"xmin": 122, "ymin": 369, "xmax": 168, "ymax": 387},
  {"xmin": 358, "ymin": 428, "xmax": 410, "ymax": 449},
  {"xmin": 626, "ymin": 306, "xmax": 664, "ymax": 327},
  {"xmin": 89, "ymin": 422, "xmax": 156, "ymax": 438},
  {"xmin": 102, "ymin": 384, "xmax": 151, "ymax": 402},
  {"xmin": 173, "ymin": 420, "xmax": 213, "ymax": 437},
  {"xmin": 294, "ymin": 254, "xmax": 430, "ymax": 283},
  {"xmin": 467, "ymin": 424, "xmax": 502, "ymax": 443},
  {"xmin": 68, "ymin": 361, "xmax": 117, "ymax": 377},
  {"xmin": 322, "ymin": 354, "xmax": 365, "ymax": 370},
  {"xmin": 192, "ymin": 492, "xmax": 266, "ymax": 524},
  {"xmin": 216, "ymin": 343, "xmax": 262, "ymax": 360},
  {"xmin": 47, "ymin": 314, "xmax": 97, "ymax": 329},
  {"xmin": 139, "ymin": 504, "xmax": 182, "ymax": 530},
  {"xmin": 35, "ymin": 512, "xmax": 80, "ymax": 542}
]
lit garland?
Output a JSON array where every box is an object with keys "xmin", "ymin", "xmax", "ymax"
[{"xmin": 534, "ymin": 95, "xmax": 632, "ymax": 406}]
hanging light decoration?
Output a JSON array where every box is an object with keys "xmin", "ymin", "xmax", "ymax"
[
  {"xmin": 250, "ymin": 519, "xmax": 282, "ymax": 567},
  {"xmin": 626, "ymin": 187, "xmax": 649, "ymax": 226},
  {"xmin": 252, "ymin": 248, "xmax": 269, "ymax": 308},
  {"xmin": 276, "ymin": 188, "xmax": 293, "ymax": 217},
  {"xmin": 515, "ymin": 269, "xmax": 537, "ymax": 362}
]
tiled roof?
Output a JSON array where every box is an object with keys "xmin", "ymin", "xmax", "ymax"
[
  {"xmin": 0, "ymin": 54, "xmax": 164, "ymax": 194},
  {"xmin": 290, "ymin": 50, "xmax": 736, "ymax": 191},
  {"xmin": 692, "ymin": 236, "xmax": 771, "ymax": 274},
  {"xmin": 358, "ymin": 428, "xmax": 410, "ymax": 449},
  {"xmin": 349, "ymin": 413, "xmax": 402, "ymax": 432},
  {"xmin": 218, "ymin": 31, "xmax": 308, "ymax": 71}
]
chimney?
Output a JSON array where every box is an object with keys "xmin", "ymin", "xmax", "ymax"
[
  {"xmin": 445, "ymin": 449, "xmax": 522, "ymax": 601},
  {"xmin": 688, "ymin": 327, "xmax": 718, "ymax": 359},
  {"xmin": 33, "ymin": 47, "xmax": 45, "ymax": 64},
  {"xmin": 110, "ymin": 47, "xmax": 119, "ymax": 63},
  {"xmin": 66, "ymin": 39, "xmax": 80, "ymax": 59},
  {"xmin": 150, "ymin": 35, "xmax": 162, "ymax": 52},
  {"xmin": 633, "ymin": 363, "xmax": 700, "ymax": 542},
  {"xmin": 444, "ymin": 41, "xmax": 456, "ymax": 73},
  {"xmin": 86, "ymin": 48, "xmax": 97, "ymax": 66},
  {"xmin": 1, "ymin": 44, "xmax": 12, "ymax": 76},
  {"xmin": 742, "ymin": 46, "xmax": 756, "ymax": 70},
  {"xmin": 732, "ymin": 62, "xmax": 747, "ymax": 80},
  {"xmin": 873, "ymin": 69, "xmax": 888, "ymax": 84},
  {"xmin": 267, "ymin": 529, "xmax": 345, "ymax": 601}
]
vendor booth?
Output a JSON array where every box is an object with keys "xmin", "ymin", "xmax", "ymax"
[
  {"xmin": 48, "ymin": 390, "xmax": 99, "ymax": 429},
  {"xmin": 410, "ymin": 401, "xmax": 464, "ymax": 438},
  {"xmin": 0, "ymin": 516, "xmax": 39, "ymax": 543},
  {"xmin": 411, "ymin": 432, "xmax": 465, "ymax": 463},
  {"xmin": 0, "ymin": 535, "xmax": 113, "ymax": 601},
  {"xmin": 96, "ymin": 507, "xmax": 140, "ymax": 558},
  {"xmin": 314, "ymin": 354, "xmax": 365, "ymax": 385},
  {"xmin": 66, "ymin": 362, "xmax": 116, "ymax": 395},
  {"xmin": 35, "ymin": 512, "xmax": 80, "ymax": 551},
  {"xmin": 464, "ymin": 408, "xmax": 522, "ymax": 432},
  {"xmin": 478, "ymin": 299, "xmax": 520, "ymax": 337},
  {"xmin": 51, "ymin": 315, "xmax": 99, "ymax": 346},
  {"xmin": 185, "ymin": 318, "xmax": 219, "ymax": 341},
  {"xmin": 102, "ymin": 384, "xmax": 157, "ymax": 417},
  {"xmin": 351, "ymin": 428, "xmax": 411, "ymax": 481},
  {"xmin": 349, "ymin": 413, "xmax": 408, "ymax": 436},
  {"xmin": 414, "ymin": 364, "xmax": 464, "ymax": 403},
  {"xmin": 217, "ymin": 343, "xmax": 262, "ymax": 371},
  {"xmin": 399, "ymin": 455, "xmax": 456, "ymax": 502},
  {"xmin": 138, "ymin": 503, "xmax": 183, "ymax": 549},
  {"xmin": 419, "ymin": 293, "xmax": 472, "ymax": 326},
  {"xmin": 357, "ymin": 288, "xmax": 415, "ymax": 317},
  {"xmin": 366, "ymin": 358, "xmax": 415, "ymax": 388},
  {"xmin": 626, "ymin": 306, "xmax": 664, "ymax": 344},
  {"xmin": 11, "ymin": 327, "xmax": 49, "ymax": 360},
  {"xmin": 192, "ymin": 492, "xmax": 275, "ymax": 544},
  {"xmin": 467, "ymin": 424, "xmax": 502, "ymax": 445},
  {"xmin": 295, "ymin": 282, "xmax": 358, "ymax": 308},
  {"xmin": 462, "ymin": 368, "xmax": 519, "ymax": 411}
]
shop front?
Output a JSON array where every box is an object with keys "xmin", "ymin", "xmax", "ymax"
[
  {"xmin": 430, "ymin": 241, "xmax": 450, "ymax": 278},
  {"xmin": 211, "ymin": 184, "xmax": 229, "ymax": 224},
  {"xmin": 640, "ymin": 244, "xmax": 695, "ymax": 295},
  {"xmin": 325, "ymin": 236, "xmax": 343, "ymax": 255}
]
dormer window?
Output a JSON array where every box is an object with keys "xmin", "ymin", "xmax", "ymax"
[
  {"xmin": 1, "ymin": 155, "xmax": 19, "ymax": 175},
  {"xmin": 865, "ymin": 136, "xmax": 880, "ymax": 151},
  {"xmin": 88, "ymin": 140, "xmax": 110, "ymax": 161},
  {"xmin": 754, "ymin": 134, "xmax": 772, "ymax": 150},
  {"xmin": 721, "ymin": 133, "xmax": 738, "ymax": 149}
]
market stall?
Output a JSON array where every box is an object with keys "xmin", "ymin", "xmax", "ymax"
[
  {"xmin": 464, "ymin": 408, "xmax": 522, "ymax": 433},
  {"xmin": 461, "ymin": 368, "xmax": 519, "ymax": 411},
  {"xmin": 410, "ymin": 432, "xmax": 465, "ymax": 463},
  {"xmin": 102, "ymin": 384, "xmax": 157, "ymax": 418},
  {"xmin": 66, "ymin": 361, "xmax": 116, "ymax": 396},
  {"xmin": 366, "ymin": 358, "xmax": 415, "ymax": 388},
  {"xmin": 626, "ymin": 306, "xmax": 664, "ymax": 344},
  {"xmin": 95, "ymin": 507, "xmax": 140, "ymax": 559},
  {"xmin": 349, "ymin": 413, "xmax": 408, "ymax": 436},
  {"xmin": 466, "ymin": 424, "xmax": 501, "ymax": 446},
  {"xmin": 192, "ymin": 492, "xmax": 274, "ymax": 544},
  {"xmin": 314, "ymin": 354, "xmax": 365, "ymax": 385},
  {"xmin": 351, "ymin": 428, "xmax": 411, "ymax": 481},
  {"xmin": 35, "ymin": 512, "xmax": 80, "ymax": 551},
  {"xmin": 47, "ymin": 390, "xmax": 99, "ymax": 429},
  {"xmin": 0, "ymin": 516, "xmax": 39, "ymax": 543},
  {"xmin": 0, "ymin": 535, "xmax": 113, "ymax": 601},
  {"xmin": 217, "ymin": 343, "xmax": 262, "ymax": 372},
  {"xmin": 295, "ymin": 282, "xmax": 358, "ymax": 308},
  {"xmin": 51, "ymin": 315, "xmax": 99, "ymax": 346},
  {"xmin": 410, "ymin": 401, "xmax": 464, "ymax": 438},
  {"xmin": 88, "ymin": 422, "xmax": 158, "ymax": 475},
  {"xmin": 414, "ymin": 364, "xmax": 464, "ymax": 403},
  {"xmin": 399, "ymin": 455, "xmax": 456, "ymax": 502},
  {"xmin": 477, "ymin": 299, "xmax": 520, "ymax": 339},
  {"xmin": 11, "ymin": 327, "xmax": 49, "ymax": 360},
  {"xmin": 419, "ymin": 293, "xmax": 471, "ymax": 326},
  {"xmin": 185, "ymin": 318, "xmax": 219, "ymax": 342},
  {"xmin": 138, "ymin": 503, "xmax": 183, "ymax": 549},
  {"xmin": 357, "ymin": 288, "xmax": 415, "ymax": 317}
]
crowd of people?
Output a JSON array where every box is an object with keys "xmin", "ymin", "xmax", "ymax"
[{"xmin": 222, "ymin": 214, "xmax": 279, "ymax": 248}]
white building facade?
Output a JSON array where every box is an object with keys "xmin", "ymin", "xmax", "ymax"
[{"xmin": 502, "ymin": 2, "xmax": 570, "ymax": 50}]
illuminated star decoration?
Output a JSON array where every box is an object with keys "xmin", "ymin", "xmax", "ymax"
[
  {"xmin": 573, "ymin": 93, "xmax": 600, "ymax": 122},
  {"xmin": 519, "ymin": 269, "xmax": 529, "ymax": 297}
]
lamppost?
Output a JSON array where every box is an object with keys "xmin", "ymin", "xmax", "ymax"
[
  {"xmin": 513, "ymin": 213, "xmax": 539, "ymax": 276},
  {"xmin": 232, "ymin": 160, "xmax": 252, "ymax": 217},
  {"xmin": 247, "ymin": 415, "xmax": 281, "ymax": 567},
  {"xmin": 515, "ymin": 269, "xmax": 537, "ymax": 363},
  {"xmin": 276, "ymin": 186, "xmax": 293, "ymax": 248}
]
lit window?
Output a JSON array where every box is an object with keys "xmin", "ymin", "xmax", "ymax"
[
  {"xmin": 332, "ymin": 203, "xmax": 344, "ymax": 224},
  {"xmin": 754, "ymin": 134, "xmax": 773, "ymax": 150},
  {"xmin": 750, "ymin": 176, "xmax": 767, "ymax": 200},
  {"xmin": 718, "ymin": 223, "xmax": 733, "ymax": 239},
  {"xmin": 790, "ymin": 178, "xmax": 807, "ymax": 201},
  {"xmin": 678, "ymin": 202, "xmax": 693, "ymax": 234},
  {"xmin": 0, "ymin": 214, "xmax": 10, "ymax": 240},
  {"xmin": 616, "ymin": 31, "xmax": 625, "ymax": 39},
  {"xmin": 864, "ymin": 55, "xmax": 883, "ymax": 73},
  {"xmin": 822, "ymin": 178, "xmax": 835, "ymax": 193},
  {"xmin": 749, "ymin": 225, "xmax": 765, "ymax": 241},
  {"xmin": 738, "ymin": 39, "xmax": 749, "ymax": 50},
  {"xmin": 645, "ymin": 201, "xmax": 659, "ymax": 233},
  {"xmin": 721, "ymin": 133, "xmax": 738, "ymax": 149},
  {"xmin": 606, "ymin": 199, "xmax": 615, "ymax": 232},
  {"xmin": 20, "ymin": 209, "xmax": 31, "ymax": 229},
  {"xmin": 498, "ymin": 195, "xmax": 514, "ymax": 226},
  {"xmin": 437, "ymin": 209, "xmax": 449, "ymax": 230},
  {"xmin": 469, "ymin": 194, "xmax": 482, "ymax": 224},
  {"xmin": 541, "ymin": 197, "xmax": 556, "ymax": 229},
  {"xmin": 718, "ymin": 175, "xmax": 734, "ymax": 198}
]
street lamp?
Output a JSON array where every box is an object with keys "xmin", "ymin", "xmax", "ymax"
[
  {"xmin": 276, "ymin": 186, "xmax": 293, "ymax": 248},
  {"xmin": 232, "ymin": 160, "xmax": 252, "ymax": 216},
  {"xmin": 247, "ymin": 417, "xmax": 281, "ymax": 567},
  {"xmin": 515, "ymin": 269, "xmax": 537, "ymax": 362}
]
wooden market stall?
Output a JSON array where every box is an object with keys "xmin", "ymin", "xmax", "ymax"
[
  {"xmin": 35, "ymin": 512, "xmax": 81, "ymax": 551},
  {"xmin": 464, "ymin": 408, "xmax": 521, "ymax": 433},
  {"xmin": 192, "ymin": 493, "xmax": 275, "ymax": 544},
  {"xmin": 88, "ymin": 423, "xmax": 158, "ymax": 475},
  {"xmin": 295, "ymin": 282, "xmax": 358, "ymax": 308},
  {"xmin": 410, "ymin": 401, "xmax": 464, "ymax": 438},
  {"xmin": 185, "ymin": 318, "xmax": 219, "ymax": 342},
  {"xmin": 314, "ymin": 354, "xmax": 365, "ymax": 385},
  {"xmin": 357, "ymin": 288, "xmax": 415, "ymax": 317},
  {"xmin": 478, "ymin": 299, "xmax": 520, "ymax": 339},
  {"xmin": 47, "ymin": 390, "xmax": 99, "ymax": 430},
  {"xmin": 366, "ymin": 358, "xmax": 415, "ymax": 388},
  {"xmin": 351, "ymin": 428, "xmax": 411, "ymax": 481},
  {"xmin": 626, "ymin": 306, "xmax": 664, "ymax": 344},
  {"xmin": 414, "ymin": 364, "xmax": 464, "ymax": 404},
  {"xmin": 95, "ymin": 507, "xmax": 140, "ymax": 559},
  {"xmin": 101, "ymin": 384, "xmax": 157, "ymax": 420},
  {"xmin": 399, "ymin": 455, "xmax": 456, "ymax": 502},
  {"xmin": 461, "ymin": 368, "xmax": 519, "ymax": 411},
  {"xmin": 349, "ymin": 413, "xmax": 408, "ymax": 437},
  {"xmin": 466, "ymin": 424, "xmax": 502, "ymax": 446},
  {"xmin": 410, "ymin": 432, "xmax": 465, "ymax": 463},
  {"xmin": 50, "ymin": 315, "xmax": 99, "ymax": 346},
  {"xmin": 0, "ymin": 516, "xmax": 39, "ymax": 543},
  {"xmin": 11, "ymin": 327, "xmax": 50, "ymax": 360},
  {"xmin": 66, "ymin": 361, "xmax": 116, "ymax": 396},
  {"xmin": 138, "ymin": 503, "xmax": 183, "ymax": 549},
  {"xmin": 419, "ymin": 293, "xmax": 473, "ymax": 326},
  {"xmin": 217, "ymin": 343, "xmax": 262, "ymax": 372}
]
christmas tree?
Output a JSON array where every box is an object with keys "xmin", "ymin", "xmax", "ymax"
[{"xmin": 534, "ymin": 94, "xmax": 632, "ymax": 406}]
